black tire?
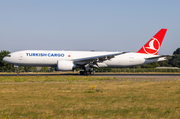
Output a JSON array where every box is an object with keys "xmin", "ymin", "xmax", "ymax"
[
  {"xmin": 80, "ymin": 71, "xmax": 84, "ymax": 75},
  {"xmin": 90, "ymin": 71, "xmax": 94, "ymax": 75},
  {"xmin": 86, "ymin": 71, "xmax": 90, "ymax": 75},
  {"xmin": 80, "ymin": 71, "xmax": 94, "ymax": 75}
]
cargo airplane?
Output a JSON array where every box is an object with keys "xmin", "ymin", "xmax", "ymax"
[{"xmin": 3, "ymin": 29, "xmax": 169, "ymax": 75}]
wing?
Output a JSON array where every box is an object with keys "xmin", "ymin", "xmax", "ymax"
[{"xmin": 74, "ymin": 52, "xmax": 127, "ymax": 65}]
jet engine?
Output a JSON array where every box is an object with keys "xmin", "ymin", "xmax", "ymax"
[{"xmin": 55, "ymin": 60, "xmax": 76, "ymax": 71}]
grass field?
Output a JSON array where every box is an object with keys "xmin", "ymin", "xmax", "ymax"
[{"xmin": 0, "ymin": 76, "xmax": 180, "ymax": 119}]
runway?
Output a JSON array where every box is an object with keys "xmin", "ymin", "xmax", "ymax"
[{"xmin": 0, "ymin": 73, "xmax": 179, "ymax": 77}]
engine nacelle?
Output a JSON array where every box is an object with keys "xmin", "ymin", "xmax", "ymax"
[{"xmin": 55, "ymin": 60, "xmax": 75, "ymax": 71}]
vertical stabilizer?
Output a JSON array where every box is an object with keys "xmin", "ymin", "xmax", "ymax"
[{"xmin": 137, "ymin": 29, "xmax": 167, "ymax": 55}]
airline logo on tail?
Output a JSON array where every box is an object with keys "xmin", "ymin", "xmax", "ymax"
[
  {"xmin": 137, "ymin": 29, "xmax": 167, "ymax": 55},
  {"xmin": 143, "ymin": 37, "xmax": 160, "ymax": 54}
]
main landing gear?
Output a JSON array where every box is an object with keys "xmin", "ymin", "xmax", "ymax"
[
  {"xmin": 79, "ymin": 64, "xmax": 96, "ymax": 75},
  {"xmin": 79, "ymin": 71, "xmax": 94, "ymax": 75}
]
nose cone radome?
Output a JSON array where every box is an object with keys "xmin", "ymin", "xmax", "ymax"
[
  {"xmin": 3, "ymin": 57, "xmax": 11, "ymax": 63},
  {"xmin": 3, "ymin": 57, "xmax": 7, "ymax": 62}
]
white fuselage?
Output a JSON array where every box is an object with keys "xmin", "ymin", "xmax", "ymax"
[{"xmin": 3, "ymin": 50, "xmax": 166, "ymax": 68}]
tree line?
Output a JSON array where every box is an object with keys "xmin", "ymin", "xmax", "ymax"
[{"xmin": 0, "ymin": 48, "xmax": 180, "ymax": 72}]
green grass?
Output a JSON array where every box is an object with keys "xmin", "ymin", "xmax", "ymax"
[
  {"xmin": 0, "ymin": 76, "xmax": 180, "ymax": 118},
  {"xmin": 0, "ymin": 76, "xmax": 113, "ymax": 82}
]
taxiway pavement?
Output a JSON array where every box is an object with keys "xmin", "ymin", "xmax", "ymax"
[{"xmin": 0, "ymin": 73, "xmax": 179, "ymax": 77}]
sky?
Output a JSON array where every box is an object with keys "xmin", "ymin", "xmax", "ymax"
[{"xmin": 0, "ymin": 0, "xmax": 180, "ymax": 55}]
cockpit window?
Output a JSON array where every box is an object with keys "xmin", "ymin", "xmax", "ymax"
[{"xmin": 6, "ymin": 55, "xmax": 11, "ymax": 57}]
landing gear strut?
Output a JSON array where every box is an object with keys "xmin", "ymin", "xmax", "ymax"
[
  {"xmin": 79, "ymin": 64, "xmax": 96, "ymax": 75},
  {"xmin": 14, "ymin": 65, "xmax": 19, "ymax": 74}
]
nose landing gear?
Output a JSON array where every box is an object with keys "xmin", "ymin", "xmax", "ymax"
[{"xmin": 14, "ymin": 65, "xmax": 20, "ymax": 74}]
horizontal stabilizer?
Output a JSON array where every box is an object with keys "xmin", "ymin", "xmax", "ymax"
[{"xmin": 145, "ymin": 55, "xmax": 172, "ymax": 60}]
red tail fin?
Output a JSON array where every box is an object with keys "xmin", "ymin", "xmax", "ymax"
[{"xmin": 137, "ymin": 29, "xmax": 167, "ymax": 55}]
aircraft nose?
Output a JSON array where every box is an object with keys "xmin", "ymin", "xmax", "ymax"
[
  {"xmin": 3, "ymin": 57, "xmax": 11, "ymax": 63},
  {"xmin": 3, "ymin": 57, "xmax": 7, "ymax": 62}
]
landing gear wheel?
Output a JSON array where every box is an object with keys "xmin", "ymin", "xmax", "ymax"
[
  {"xmin": 80, "ymin": 71, "xmax": 84, "ymax": 75},
  {"xmin": 79, "ymin": 71, "xmax": 94, "ymax": 75},
  {"xmin": 86, "ymin": 71, "xmax": 90, "ymax": 75},
  {"xmin": 90, "ymin": 71, "xmax": 94, "ymax": 75}
]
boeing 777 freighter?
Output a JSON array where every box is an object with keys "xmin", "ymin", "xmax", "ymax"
[{"xmin": 3, "ymin": 29, "xmax": 169, "ymax": 75}]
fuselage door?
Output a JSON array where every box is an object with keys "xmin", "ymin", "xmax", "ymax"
[{"xmin": 19, "ymin": 54, "xmax": 23, "ymax": 60}]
